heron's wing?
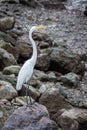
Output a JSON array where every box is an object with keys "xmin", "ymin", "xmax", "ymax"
[{"xmin": 16, "ymin": 60, "xmax": 33, "ymax": 90}]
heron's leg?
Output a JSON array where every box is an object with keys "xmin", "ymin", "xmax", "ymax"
[
  {"xmin": 26, "ymin": 86, "xmax": 29, "ymax": 106},
  {"xmin": 27, "ymin": 85, "xmax": 32, "ymax": 105}
]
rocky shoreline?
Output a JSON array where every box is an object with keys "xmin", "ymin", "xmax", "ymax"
[{"xmin": 0, "ymin": 0, "xmax": 87, "ymax": 130}]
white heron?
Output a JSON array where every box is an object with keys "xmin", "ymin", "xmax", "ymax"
[{"xmin": 16, "ymin": 25, "xmax": 46, "ymax": 106}]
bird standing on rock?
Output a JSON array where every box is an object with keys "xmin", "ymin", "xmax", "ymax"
[{"xmin": 16, "ymin": 25, "xmax": 46, "ymax": 106}]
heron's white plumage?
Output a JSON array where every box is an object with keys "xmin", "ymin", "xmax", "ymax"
[
  {"xmin": 16, "ymin": 59, "xmax": 34, "ymax": 90},
  {"xmin": 16, "ymin": 26, "xmax": 39, "ymax": 91}
]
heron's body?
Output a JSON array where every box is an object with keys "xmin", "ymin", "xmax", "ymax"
[{"xmin": 16, "ymin": 59, "xmax": 34, "ymax": 90}]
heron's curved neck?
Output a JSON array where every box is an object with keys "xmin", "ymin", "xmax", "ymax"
[{"xmin": 29, "ymin": 29, "xmax": 37, "ymax": 66}]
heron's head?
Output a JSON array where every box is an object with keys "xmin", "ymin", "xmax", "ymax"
[
  {"xmin": 30, "ymin": 25, "xmax": 46, "ymax": 33},
  {"xmin": 36, "ymin": 25, "xmax": 46, "ymax": 30}
]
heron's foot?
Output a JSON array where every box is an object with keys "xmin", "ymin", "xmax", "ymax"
[{"xmin": 26, "ymin": 101, "xmax": 35, "ymax": 108}]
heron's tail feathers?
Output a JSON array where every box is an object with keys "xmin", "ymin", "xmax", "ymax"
[{"xmin": 16, "ymin": 82, "xmax": 22, "ymax": 91}]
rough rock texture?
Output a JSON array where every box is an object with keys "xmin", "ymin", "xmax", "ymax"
[
  {"xmin": 60, "ymin": 72, "xmax": 80, "ymax": 87},
  {"xmin": 0, "ymin": 105, "xmax": 9, "ymax": 130},
  {"xmin": 3, "ymin": 65, "xmax": 21, "ymax": 76},
  {"xmin": 2, "ymin": 103, "xmax": 53, "ymax": 130},
  {"xmin": 0, "ymin": 80, "xmax": 17, "ymax": 100},
  {"xmin": 48, "ymin": 46, "xmax": 85, "ymax": 74},
  {"xmin": 0, "ymin": 31, "xmax": 16, "ymax": 45},
  {"xmin": 0, "ymin": 17, "xmax": 15, "ymax": 31},
  {"xmin": 39, "ymin": 87, "xmax": 72, "ymax": 122},
  {"xmin": 57, "ymin": 83, "xmax": 87, "ymax": 108},
  {"xmin": 0, "ymin": 48, "xmax": 17, "ymax": 70},
  {"xmin": 0, "ymin": 73, "xmax": 17, "ymax": 87},
  {"xmin": 58, "ymin": 108, "xmax": 87, "ymax": 130}
]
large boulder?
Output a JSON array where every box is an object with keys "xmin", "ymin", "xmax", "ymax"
[
  {"xmin": 60, "ymin": 72, "xmax": 80, "ymax": 87},
  {"xmin": 58, "ymin": 108, "xmax": 87, "ymax": 130},
  {"xmin": 2, "ymin": 103, "xmax": 53, "ymax": 130},
  {"xmin": 0, "ymin": 80, "xmax": 17, "ymax": 100},
  {"xmin": 48, "ymin": 46, "xmax": 85, "ymax": 74},
  {"xmin": 0, "ymin": 48, "xmax": 17, "ymax": 70},
  {"xmin": 39, "ymin": 86, "xmax": 72, "ymax": 122},
  {"xmin": 58, "ymin": 83, "xmax": 87, "ymax": 108}
]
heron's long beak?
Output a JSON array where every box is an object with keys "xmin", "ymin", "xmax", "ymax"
[{"xmin": 36, "ymin": 25, "xmax": 46, "ymax": 29}]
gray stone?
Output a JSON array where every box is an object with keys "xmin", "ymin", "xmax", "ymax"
[
  {"xmin": 0, "ymin": 73, "xmax": 17, "ymax": 87},
  {"xmin": 61, "ymin": 72, "xmax": 80, "ymax": 87},
  {"xmin": 2, "ymin": 103, "xmax": 53, "ymax": 130},
  {"xmin": 0, "ymin": 80, "xmax": 17, "ymax": 100},
  {"xmin": 39, "ymin": 82, "xmax": 55, "ymax": 94},
  {"xmin": 58, "ymin": 108, "xmax": 87, "ymax": 130},
  {"xmin": 3, "ymin": 65, "xmax": 21, "ymax": 76},
  {"xmin": 48, "ymin": 46, "xmax": 85, "ymax": 74},
  {"xmin": 0, "ymin": 48, "xmax": 17, "ymax": 70},
  {"xmin": 57, "ymin": 83, "xmax": 87, "ymax": 108},
  {"xmin": 0, "ymin": 17, "xmax": 15, "ymax": 31},
  {"xmin": 39, "ymin": 87, "xmax": 72, "ymax": 122},
  {"xmin": 0, "ymin": 105, "xmax": 9, "ymax": 130}
]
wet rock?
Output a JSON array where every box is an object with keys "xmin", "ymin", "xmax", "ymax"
[
  {"xmin": 0, "ymin": 80, "xmax": 17, "ymax": 100},
  {"xmin": 3, "ymin": 65, "xmax": 21, "ymax": 76},
  {"xmin": 48, "ymin": 46, "xmax": 85, "ymax": 74},
  {"xmin": 0, "ymin": 17, "xmax": 15, "ymax": 31},
  {"xmin": 58, "ymin": 108, "xmax": 87, "ymax": 130},
  {"xmin": 39, "ymin": 87, "xmax": 72, "ymax": 122},
  {"xmin": 2, "ymin": 103, "xmax": 53, "ymax": 130},
  {"xmin": 61, "ymin": 72, "xmax": 80, "ymax": 87},
  {"xmin": 0, "ymin": 48, "xmax": 17, "ymax": 70}
]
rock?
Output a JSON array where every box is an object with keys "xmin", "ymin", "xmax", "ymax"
[
  {"xmin": 0, "ymin": 80, "xmax": 17, "ymax": 100},
  {"xmin": 0, "ymin": 48, "xmax": 17, "ymax": 70},
  {"xmin": 19, "ymin": 0, "xmax": 39, "ymax": 7},
  {"xmin": 2, "ymin": 0, "xmax": 19, "ymax": 3},
  {"xmin": 2, "ymin": 103, "xmax": 53, "ymax": 130},
  {"xmin": 58, "ymin": 108, "xmax": 87, "ymax": 130},
  {"xmin": 48, "ymin": 46, "xmax": 85, "ymax": 74},
  {"xmin": 58, "ymin": 84, "xmax": 87, "ymax": 108},
  {"xmin": 60, "ymin": 72, "xmax": 80, "ymax": 87},
  {"xmin": 58, "ymin": 115, "xmax": 79, "ymax": 130},
  {"xmin": 3, "ymin": 65, "xmax": 21, "ymax": 76},
  {"xmin": 0, "ymin": 39, "xmax": 14, "ymax": 53},
  {"xmin": 0, "ymin": 73, "xmax": 17, "ymax": 87},
  {"xmin": 14, "ymin": 41, "xmax": 32, "ymax": 64},
  {"xmin": 30, "ymin": 70, "xmax": 57, "ymax": 87},
  {"xmin": 39, "ymin": 86, "xmax": 72, "ymax": 122},
  {"xmin": 17, "ymin": 84, "xmax": 40, "ymax": 101},
  {"xmin": 39, "ymin": 82, "xmax": 55, "ymax": 94},
  {"xmin": 0, "ymin": 17, "xmax": 15, "ymax": 31},
  {"xmin": 0, "ymin": 31, "xmax": 16, "ymax": 45},
  {"xmin": 36, "ymin": 51, "xmax": 51, "ymax": 71},
  {"xmin": 0, "ymin": 105, "xmax": 9, "ymax": 130}
]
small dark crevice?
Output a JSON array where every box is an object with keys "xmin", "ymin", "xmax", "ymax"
[{"xmin": 79, "ymin": 122, "xmax": 87, "ymax": 130}]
